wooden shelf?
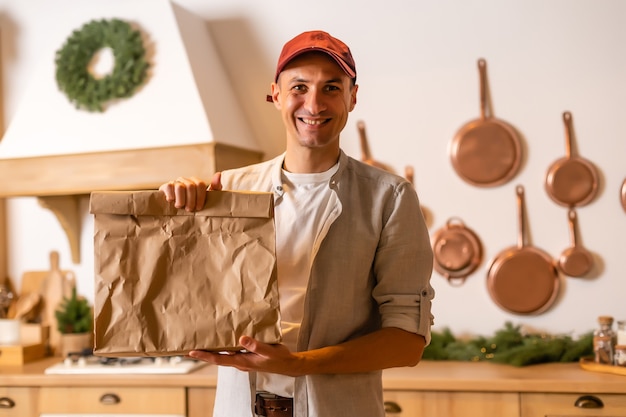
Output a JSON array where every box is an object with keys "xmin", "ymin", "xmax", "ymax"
[
  {"xmin": 0, "ymin": 143, "xmax": 263, "ymax": 263},
  {"xmin": 0, "ymin": 142, "xmax": 262, "ymax": 197}
]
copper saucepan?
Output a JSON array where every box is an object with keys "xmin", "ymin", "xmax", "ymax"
[
  {"xmin": 431, "ymin": 218, "xmax": 483, "ymax": 286},
  {"xmin": 545, "ymin": 111, "xmax": 599, "ymax": 207},
  {"xmin": 356, "ymin": 120, "xmax": 394, "ymax": 173},
  {"xmin": 487, "ymin": 185, "xmax": 560, "ymax": 315},
  {"xmin": 449, "ymin": 58, "xmax": 522, "ymax": 187},
  {"xmin": 557, "ymin": 208, "xmax": 594, "ymax": 277}
]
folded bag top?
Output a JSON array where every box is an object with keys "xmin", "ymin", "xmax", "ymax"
[{"xmin": 89, "ymin": 190, "xmax": 281, "ymax": 357}]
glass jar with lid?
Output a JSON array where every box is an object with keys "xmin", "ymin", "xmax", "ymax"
[
  {"xmin": 617, "ymin": 320, "xmax": 626, "ymax": 345},
  {"xmin": 615, "ymin": 345, "xmax": 626, "ymax": 367},
  {"xmin": 593, "ymin": 315, "xmax": 615, "ymax": 365}
]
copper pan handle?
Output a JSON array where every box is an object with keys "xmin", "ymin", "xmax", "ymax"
[
  {"xmin": 478, "ymin": 58, "xmax": 487, "ymax": 120},
  {"xmin": 446, "ymin": 276, "xmax": 468, "ymax": 287},
  {"xmin": 516, "ymin": 185, "xmax": 525, "ymax": 249},
  {"xmin": 405, "ymin": 166, "xmax": 414, "ymax": 185},
  {"xmin": 568, "ymin": 209, "xmax": 579, "ymax": 247},
  {"xmin": 563, "ymin": 111, "xmax": 573, "ymax": 159},
  {"xmin": 357, "ymin": 120, "xmax": 372, "ymax": 162}
]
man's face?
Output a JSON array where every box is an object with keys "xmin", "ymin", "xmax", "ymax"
[{"xmin": 270, "ymin": 52, "xmax": 358, "ymax": 154}]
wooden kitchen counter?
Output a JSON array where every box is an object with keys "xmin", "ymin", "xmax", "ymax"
[
  {"xmin": 0, "ymin": 356, "xmax": 218, "ymax": 388},
  {"xmin": 1, "ymin": 357, "xmax": 624, "ymax": 393},
  {"xmin": 384, "ymin": 360, "xmax": 626, "ymax": 393}
]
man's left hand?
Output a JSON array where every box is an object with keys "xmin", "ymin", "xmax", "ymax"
[{"xmin": 188, "ymin": 336, "xmax": 304, "ymax": 377}]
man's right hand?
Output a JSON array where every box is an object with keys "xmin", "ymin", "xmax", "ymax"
[{"xmin": 158, "ymin": 172, "xmax": 222, "ymax": 212}]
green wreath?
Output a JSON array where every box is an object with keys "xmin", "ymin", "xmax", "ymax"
[{"xmin": 55, "ymin": 18, "xmax": 149, "ymax": 112}]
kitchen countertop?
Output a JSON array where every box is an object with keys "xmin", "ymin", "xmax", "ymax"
[
  {"xmin": 1, "ymin": 357, "xmax": 624, "ymax": 394},
  {"xmin": 383, "ymin": 360, "xmax": 626, "ymax": 393},
  {"xmin": 0, "ymin": 356, "xmax": 218, "ymax": 388}
]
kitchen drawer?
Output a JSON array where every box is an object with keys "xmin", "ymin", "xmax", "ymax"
[
  {"xmin": 0, "ymin": 387, "xmax": 38, "ymax": 417},
  {"xmin": 383, "ymin": 390, "xmax": 519, "ymax": 417},
  {"xmin": 39, "ymin": 386, "xmax": 185, "ymax": 415},
  {"xmin": 521, "ymin": 392, "xmax": 626, "ymax": 417}
]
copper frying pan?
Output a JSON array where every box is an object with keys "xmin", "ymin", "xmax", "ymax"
[
  {"xmin": 487, "ymin": 185, "xmax": 560, "ymax": 315},
  {"xmin": 557, "ymin": 208, "xmax": 593, "ymax": 277},
  {"xmin": 545, "ymin": 111, "xmax": 599, "ymax": 207},
  {"xmin": 449, "ymin": 58, "xmax": 522, "ymax": 187},
  {"xmin": 357, "ymin": 120, "xmax": 394, "ymax": 173}
]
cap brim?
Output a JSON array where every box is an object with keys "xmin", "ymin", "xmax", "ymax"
[{"xmin": 276, "ymin": 47, "xmax": 356, "ymax": 81}]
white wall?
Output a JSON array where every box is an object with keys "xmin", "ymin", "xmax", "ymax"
[{"xmin": 1, "ymin": 0, "xmax": 625, "ymax": 338}]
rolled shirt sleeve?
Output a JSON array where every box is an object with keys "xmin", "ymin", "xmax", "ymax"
[{"xmin": 373, "ymin": 181, "xmax": 435, "ymax": 345}]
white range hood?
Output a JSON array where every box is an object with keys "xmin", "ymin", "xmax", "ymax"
[{"xmin": 0, "ymin": 0, "xmax": 262, "ymax": 198}]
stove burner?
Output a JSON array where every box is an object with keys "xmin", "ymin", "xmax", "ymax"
[
  {"xmin": 98, "ymin": 356, "xmax": 144, "ymax": 366},
  {"xmin": 62, "ymin": 351, "xmax": 188, "ymax": 368},
  {"xmin": 48, "ymin": 353, "xmax": 207, "ymax": 375},
  {"xmin": 65, "ymin": 348, "xmax": 94, "ymax": 361}
]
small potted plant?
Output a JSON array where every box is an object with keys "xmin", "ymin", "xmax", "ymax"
[{"xmin": 55, "ymin": 287, "xmax": 93, "ymax": 356}]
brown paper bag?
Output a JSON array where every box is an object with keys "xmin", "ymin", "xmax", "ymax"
[{"xmin": 89, "ymin": 190, "xmax": 281, "ymax": 357}]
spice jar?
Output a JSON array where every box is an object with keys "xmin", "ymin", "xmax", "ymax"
[
  {"xmin": 615, "ymin": 345, "xmax": 626, "ymax": 367},
  {"xmin": 617, "ymin": 320, "xmax": 626, "ymax": 345},
  {"xmin": 593, "ymin": 315, "xmax": 615, "ymax": 365}
]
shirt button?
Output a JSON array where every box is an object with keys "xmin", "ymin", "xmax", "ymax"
[{"xmin": 276, "ymin": 185, "xmax": 283, "ymax": 192}]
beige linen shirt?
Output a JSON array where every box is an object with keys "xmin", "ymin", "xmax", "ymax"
[{"xmin": 213, "ymin": 150, "xmax": 434, "ymax": 417}]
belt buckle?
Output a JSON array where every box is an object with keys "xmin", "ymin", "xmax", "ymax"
[
  {"xmin": 255, "ymin": 392, "xmax": 293, "ymax": 417},
  {"xmin": 255, "ymin": 393, "xmax": 269, "ymax": 416}
]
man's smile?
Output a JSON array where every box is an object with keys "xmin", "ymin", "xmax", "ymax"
[{"xmin": 299, "ymin": 117, "xmax": 329, "ymax": 126}]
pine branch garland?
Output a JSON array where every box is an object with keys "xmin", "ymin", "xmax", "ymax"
[{"xmin": 423, "ymin": 322, "xmax": 593, "ymax": 366}]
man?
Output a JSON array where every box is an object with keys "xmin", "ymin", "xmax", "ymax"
[{"xmin": 159, "ymin": 30, "xmax": 434, "ymax": 417}]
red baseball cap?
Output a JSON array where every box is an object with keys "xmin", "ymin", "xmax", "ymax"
[
  {"xmin": 274, "ymin": 30, "xmax": 356, "ymax": 82},
  {"xmin": 266, "ymin": 31, "xmax": 356, "ymax": 102}
]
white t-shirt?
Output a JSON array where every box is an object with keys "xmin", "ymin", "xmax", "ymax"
[{"xmin": 256, "ymin": 163, "xmax": 339, "ymax": 397}]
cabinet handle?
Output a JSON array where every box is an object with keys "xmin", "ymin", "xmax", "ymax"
[
  {"xmin": 574, "ymin": 395, "xmax": 604, "ymax": 409},
  {"xmin": 0, "ymin": 397, "xmax": 16, "ymax": 409},
  {"xmin": 384, "ymin": 400, "xmax": 402, "ymax": 414},
  {"xmin": 100, "ymin": 393, "xmax": 121, "ymax": 405}
]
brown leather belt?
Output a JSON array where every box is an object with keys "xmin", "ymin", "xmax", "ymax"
[{"xmin": 255, "ymin": 393, "xmax": 293, "ymax": 417}]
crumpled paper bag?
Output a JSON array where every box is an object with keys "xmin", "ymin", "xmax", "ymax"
[{"xmin": 89, "ymin": 190, "xmax": 280, "ymax": 357}]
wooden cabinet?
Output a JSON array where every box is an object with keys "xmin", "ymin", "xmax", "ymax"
[
  {"xmin": 0, "ymin": 387, "xmax": 38, "ymax": 417},
  {"xmin": 39, "ymin": 386, "xmax": 186, "ymax": 415},
  {"xmin": 383, "ymin": 390, "xmax": 519, "ymax": 416},
  {"xmin": 187, "ymin": 387, "xmax": 216, "ymax": 417},
  {"xmin": 0, "ymin": 199, "xmax": 7, "ymax": 285},
  {"xmin": 382, "ymin": 391, "xmax": 626, "ymax": 417},
  {"xmin": 521, "ymin": 393, "xmax": 626, "ymax": 417},
  {"xmin": 1, "ymin": 359, "xmax": 625, "ymax": 417}
]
